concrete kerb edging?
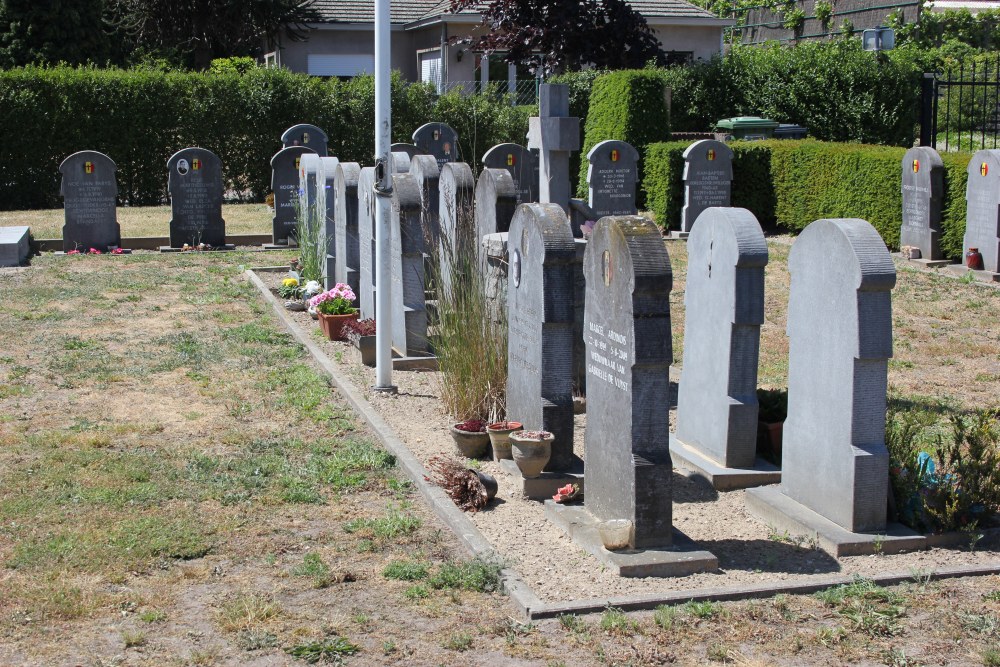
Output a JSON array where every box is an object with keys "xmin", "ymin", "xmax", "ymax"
[
  {"xmin": 246, "ymin": 268, "xmax": 1000, "ymax": 621},
  {"xmin": 245, "ymin": 269, "xmax": 546, "ymax": 618}
]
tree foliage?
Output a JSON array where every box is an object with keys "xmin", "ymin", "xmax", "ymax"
[
  {"xmin": 0, "ymin": 0, "xmax": 115, "ymax": 67},
  {"xmin": 448, "ymin": 0, "xmax": 665, "ymax": 76},
  {"xmin": 104, "ymin": 0, "xmax": 321, "ymax": 70}
]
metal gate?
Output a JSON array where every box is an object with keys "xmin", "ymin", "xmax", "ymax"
[{"xmin": 921, "ymin": 56, "xmax": 1000, "ymax": 152}]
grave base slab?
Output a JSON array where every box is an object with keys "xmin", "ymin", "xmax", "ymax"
[
  {"xmin": 900, "ymin": 256, "xmax": 951, "ymax": 268},
  {"xmin": 159, "ymin": 244, "xmax": 236, "ymax": 253},
  {"xmin": 0, "ymin": 226, "xmax": 30, "ymax": 267},
  {"xmin": 943, "ymin": 262, "xmax": 1000, "ymax": 283},
  {"xmin": 262, "ymin": 242, "xmax": 298, "ymax": 251},
  {"xmin": 388, "ymin": 351, "xmax": 437, "ymax": 371},
  {"xmin": 745, "ymin": 486, "xmax": 925, "ymax": 558},
  {"xmin": 544, "ymin": 502, "xmax": 718, "ymax": 577},
  {"xmin": 669, "ymin": 435, "xmax": 781, "ymax": 491},
  {"xmin": 499, "ymin": 458, "xmax": 584, "ymax": 501},
  {"xmin": 666, "ymin": 230, "xmax": 689, "ymax": 240}
]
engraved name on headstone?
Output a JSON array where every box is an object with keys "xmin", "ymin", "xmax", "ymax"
[
  {"xmin": 586, "ymin": 140, "xmax": 640, "ymax": 218},
  {"xmin": 681, "ymin": 140, "xmax": 733, "ymax": 234},
  {"xmin": 59, "ymin": 150, "xmax": 121, "ymax": 252},
  {"xmin": 482, "ymin": 143, "xmax": 538, "ymax": 204},
  {"xmin": 900, "ymin": 147, "xmax": 944, "ymax": 261},
  {"xmin": 282, "ymin": 124, "xmax": 328, "ymax": 156},
  {"xmin": 412, "ymin": 122, "xmax": 459, "ymax": 169},
  {"xmin": 334, "ymin": 162, "xmax": 362, "ymax": 299},
  {"xmin": 964, "ymin": 149, "xmax": 1000, "ymax": 273},
  {"xmin": 166, "ymin": 147, "xmax": 225, "ymax": 248},
  {"xmin": 584, "ymin": 216, "xmax": 674, "ymax": 547},
  {"xmin": 271, "ymin": 146, "xmax": 316, "ymax": 244}
]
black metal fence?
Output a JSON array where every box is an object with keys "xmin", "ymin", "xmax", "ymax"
[{"xmin": 921, "ymin": 55, "xmax": 1000, "ymax": 152}]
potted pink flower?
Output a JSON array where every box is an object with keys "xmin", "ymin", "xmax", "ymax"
[{"xmin": 309, "ymin": 283, "xmax": 359, "ymax": 340}]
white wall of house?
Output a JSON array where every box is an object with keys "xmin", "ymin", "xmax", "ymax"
[{"xmin": 652, "ymin": 25, "xmax": 726, "ymax": 62}]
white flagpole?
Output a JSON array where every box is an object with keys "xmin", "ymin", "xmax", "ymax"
[{"xmin": 373, "ymin": 0, "xmax": 395, "ymax": 392}]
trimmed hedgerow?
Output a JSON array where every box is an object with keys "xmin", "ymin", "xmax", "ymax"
[
  {"xmin": 642, "ymin": 139, "xmax": 972, "ymax": 258},
  {"xmin": 576, "ymin": 70, "xmax": 670, "ymax": 206}
]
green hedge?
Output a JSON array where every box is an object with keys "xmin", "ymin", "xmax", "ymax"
[
  {"xmin": 642, "ymin": 139, "xmax": 972, "ymax": 258},
  {"xmin": 576, "ymin": 70, "xmax": 670, "ymax": 207},
  {"xmin": 0, "ymin": 66, "xmax": 529, "ymax": 210}
]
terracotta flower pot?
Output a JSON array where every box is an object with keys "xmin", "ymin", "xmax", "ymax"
[
  {"xmin": 486, "ymin": 421, "xmax": 523, "ymax": 461},
  {"xmin": 318, "ymin": 311, "xmax": 359, "ymax": 341},
  {"xmin": 450, "ymin": 424, "xmax": 490, "ymax": 459},
  {"xmin": 509, "ymin": 430, "xmax": 553, "ymax": 478}
]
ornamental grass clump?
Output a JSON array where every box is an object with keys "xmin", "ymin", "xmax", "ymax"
[{"xmin": 293, "ymin": 193, "xmax": 325, "ymax": 284}]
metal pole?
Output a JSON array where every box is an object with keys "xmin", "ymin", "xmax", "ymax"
[{"xmin": 373, "ymin": 0, "xmax": 396, "ymax": 393}]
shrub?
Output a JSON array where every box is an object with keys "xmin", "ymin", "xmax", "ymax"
[{"xmin": 577, "ymin": 70, "xmax": 670, "ymax": 206}]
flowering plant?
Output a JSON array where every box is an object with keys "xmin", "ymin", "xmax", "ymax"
[
  {"xmin": 553, "ymin": 483, "xmax": 581, "ymax": 503},
  {"xmin": 309, "ymin": 283, "xmax": 357, "ymax": 315}
]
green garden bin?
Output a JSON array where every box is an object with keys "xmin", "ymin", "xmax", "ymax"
[{"xmin": 715, "ymin": 116, "xmax": 779, "ymax": 140}]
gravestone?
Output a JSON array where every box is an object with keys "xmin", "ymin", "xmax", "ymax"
[
  {"xmin": 166, "ymin": 147, "xmax": 225, "ymax": 248},
  {"xmin": 753, "ymin": 218, "xmax": 895, "ymax": 535},
  {"xmin": 320, "ymin": 156, "xmax": 340, "ymax": 287},
  {"xmin": 357, "ymin": 167, "xmax": 377, "ymax": 320},
  {"xmin": 392, "ymin": 151, "xmax": 413, "ymax": 174},
  {"xmin": 681, "ymin": 140, "xmax": 733, "ymax": 234},
  {"xmin": 412, "ymin": 122, "xmax": 459, "ymax": 168},
  {"xmin": 900, "ymin": 147, "xmax": 944, "ymax": 262},
  {"xmin": 482, "ymin": 143, "xmax": 538, "ymax": 204},
  {"xmin": 964, "ymin": 149, "xmax": 1000, "ymax": 273},
  {"xmin": 410, "ymin": 154, "xmax": 441, "ymax": 249},
  {"xmin": 506, "ymin": 203, "xmax": 577, "ymax": 471},
  {"xmin": 438, "ymin": 162, "xmax": 476, "ymax": 295},
  {"xmin": 586, "ymin": 140, "xmax": 640, "ymax": 218},
  {"xmin": 475, "ymin": 168, "xmax": 517, "ymax": 266},
  {"xmin": 391, "ymin": 173, "xmax": 429, "ymax": 355},
  {"xmin": 671, "ymin": 207, "xmax": 776, "ymax": 490},
  {"xmin": 59, "ymin": 151, "xmax": 121, "ymax": 252},
  {"xmin": 391, "ymin": 143, "xmax": 421, "ymax": 158},
  {"xmin": 334, "ymin": 162, "xmax": 362, "ymax": 299},
  {"xmin": 282, "ymin": 123, "xmax": 328, "ymax": 156},
  {"xmin": 270, "ymin": 146, "xmax": 316, "ymax": 244},
  {"xmin": 527, "ymin": 85, "xmax": 580, "ymax": 214},
  {"xmin": 583, "ymin": 216, "xmax": 674, "ymax": 547}
]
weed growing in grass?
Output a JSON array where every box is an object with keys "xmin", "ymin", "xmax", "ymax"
[
  {"xmin": 343, "ymin": 506, "xmax": 421, "ymax": 545},
  {"xmin": 706, "ymin": 642, "xmax": 730, "ymax": 662},
  {"xmin": 983, "ymin": 647, "xmax": 1000, "ymax": 666},
  {"xmin": 600, "ymin": 606, "xmax": 638, "ymax": 636},
  {"xmin": 236, "ymin": 629, "xmax": 278, "ymax": 651},
  {"xmin": 816, "ymin": 625, "xmax": 847, "ymax": 647},
  {"xmin": 653, "ymin": 604, "xmax": 678, "ymax": 629},
  {"xmin": 685, "ymin": 599, "xmax": 723, "ymax": 619},
  {"xmin": 559, "ymin": 613, "xmax": 586, "ymax": 633},
  {"xmin": 287, "ymin": 636, "xmax": 360, "ymax": 663},
  {"xmin": 962, "ymin": 612, "xmax": 1000, "ymax": 635},
  {"xmin": 139, "ymin": 609, "xmax": 166, "ymax": 623},
  {"xmin": 217, "ymin": 592, "xmax": 280, "ymax": 634},
  {"xmin": 404, "ymin": 584, "xmax": 430, "ymax": 600},
  {"xmin": 382, "ymin": 559, "xmax": 429, "ymax": 581},
  {"xmin": 427, "ymin": 557, "xmax": 503, "ymax": 592},
  {"xmin": 121, "ymin": 629, "xmax": 146, "ymax": 648},
  {"xmin": 443, "ymin": 632, "xmax": 473, "ymax": 651},
  {"xmin": 292, "ymin": 552, "xmax": 334, "ymax": 588},
  {"xmin": 984, "ymin": 590, "xmax": 1000, "ymax": 602}
]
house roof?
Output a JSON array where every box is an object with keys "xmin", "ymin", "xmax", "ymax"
[{"xmin": 310, "ymin": 0, "xmax": 722, "ymax": 26}]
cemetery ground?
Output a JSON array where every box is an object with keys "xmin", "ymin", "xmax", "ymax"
[{"xmin": 0, "ymin": 240, "xmax": 998, "ymax": 665}]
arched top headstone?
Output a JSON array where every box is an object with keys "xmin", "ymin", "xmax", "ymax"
[
  {"xmin": 439, "ymin": 162, "xmax": 476, "ymax": 294},
  {"xmin": 412, "ymin": 122, "xmax": 459, "ymax": 167},
  {"xmin": 59, "ymin": 150, "xmax": 120, "ymax": 252},
  {"xmin": 901, "ymin": 146, "xmax": 944, "ymax": 261},
  {"xmin": 681, "ymin": 140, "xmax": 735, "ymax": 233},
  {"xmin": 335, "ymin": 161, "xmax": 360, "ymax": 192},
  {"xmin": 964, "ymin": 149, "xmax": 1000, "ymax": 272},
  {"xmin": 320, "ymin": 156, "xmax": 340, "ymax": 183},
  {"xmin": 391, "ymin": 151, "xmax": 412, "ymax": 174},
  {"xmin": 507, "ymin": 203, "xmax": 576, "ymax": 319},
  {"xmin": 791, "ymin": 218, "xmax": 895, "ymax": 297},
  {"xmin": 682, "ymin": 140, "xmax": 733, "ymax": 178},
  {"xmin": 166, "ymin": 147, "xmax": 225, "ymax": 248},
  {"xmin": 282, "ymin": 124, "xmax": 328, "ymax": 156},
  {"xmin": 270, "ymin": 145, "xmax": 316, "ymax": 171},
  {"xmin": 271, "ymin": 146, "xmax": 317, "ymax": 243},
  {"xmin": 167, "ymin": 147, "xmax": 221, "ymax": 180},
  {"xmin": 483, "ymin": 143, "xmax": 538, "ymax": 204},
  {"xmin": 410, "ymin": 154, "xmax": 442, "ymax": 244},
  {"xmin": 689, "ymin": 206, "xmax": 768, "ymax": 272},
  {"xmin": 475, "ymin": 168, "xmax": 517, "ymax": 240},
  {"xmin": 586, "ymin": 139, "xmax": 641, "ymax": 218},
  {"xmin": 60, "ymin": 150, "xmax": 117, "ymax": 185}
]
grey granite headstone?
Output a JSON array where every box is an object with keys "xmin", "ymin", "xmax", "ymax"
[
  {"xmin": 681, "ymin": 140, "xmax": 733, "ymax": 234},
  {"xmin": 334, "ymin": 162, "xmax": 361, "ymax": 299},
  {"xmin": 587, "ymin": 140, "xmax": 640, "ymax": 218},
  {"xmin": 391, "ymin": 143, "xmax": 421, "ymax": 158},
  {"xmin": 506, "ymin": 203, "xmax": 577, "ymax": 471},
  {"xmin": 410, "ymin": 154, "xmax": 441, "ymax": 250},
  {"xmin": 475, "ymin": 168, "xmax": 517, "ymax": 267},
  {"xmin": 674, "ymin": 207, "xmax": 768, "ymax": 469},
  {"xmin": 900, "ymin": 147, "xmax": 944, "ymax": 261},
  {"xmin": 282, "ymin": 123, "xmax": 328, "ymax": 156},
  {"xmin": 782, "ymin": 218, "xmax": 895, "ymax": 532},
  {"xmin": 438, "ymin": 162, "xmax": 476, "ymax": 295},
  {"xmin": 527, "ymin": 85, "xmax": 580, "ymax": 215},
  {"xmin": 391, "ymin": 173, "xmax": 429, "ymax": 355},
  {"xmin": 358, "ymin": 167, "xmax": 377, "ymax": 320},
  {"xmin": 59, "ymin": 151, "xmax": 121, "ymax": 252},
  {"xmin": 270, "ymin": 146, "xmax": 316, "ymax": 244},
  {"xmin": 412, "ymin": 122, "xmax": 459, "ymax": 169},
  {"xmin": 320, "ymin": 156, "xmax": 340, "ymax": 287},
  {"xmin": 482, "ymin": 143, "xmax": 538, "ymax": 204},
  {"xmin": 964, "ymin": 149, "xmax": 1000, "ymax": 273},
  {"xmin": 584, "ymin": 216, "xmax": 674, "ymax": 548},
  {"xmin": 166, "ymin": 147, "xmax": 225, "ymax": 248},
  {"xmin": 392, "ymin": 151, "xmax": 413, "ymax": 174}
]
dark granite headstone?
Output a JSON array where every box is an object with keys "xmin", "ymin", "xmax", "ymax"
[
  {"xmin": 410, "ymin": 154, "xmax": 441, "ymax": 250},
  {"xmin": 320, "ymin": 156, "xmax": 339, "ymax": 287},
  {"xmin": 586, "ymin": 140, "xmax": 640, "ymax": 218},
  {"xmin": 475, "ymin": 168, "xmax": 517, "ymax": 266},
  {"xmin": 59, "ymin": 151, "xmax": 121, "ymax": 252},
  {"xmin": 282, "ymin": 124, "xmax": 328, "ymax": 156},
  {"xmin": 412, "ymin": 122, "xmax": 459, "ymax": 169},
  {"xmin": 964, "ymin": 149, "xmax": 1000, "ymax": 273},
  {"xmin": 334, "ymin": 162, "xmax": 361, "ymax": 299},
  {"xmin": 782, "ymin": 218, "xmax": 895, "ymax": 532},
  {"xmin": 166, "ymin": 147, "xmax": 225, "ymax": 248},
  {"xmin": 584, "ymin": 216, "xmax": 674, "ymax": 548},
  {"xmin": 358, "ymin": 167, "xmax": 377, "ymax": 320},
  {"xmin": 391, "ymin": 143, "xmax": 422, "ymax": 159},
  {"xmin": 681, "ymin": 140, "xmax": 733, "ymax": 233},
  {"xmin": 526, "ymin": 85, "xmax": 580, "ymax": 214},
  {"xmin": 270, "ymin": 146, "xmax": 316, "ymax": 244},
  {"xmin": 438, "ymin": 162, "xmax": 476, "ymax": 295},
  {"xmin": 482, "ymin": 143, "xmax": 538, "ymax": 204},
  {"xmin": 674, "ymin": 207, "xmax": 767, "ymax": 470},
  {"xmin": 506, "ymin": 203, "xmax": 577, "ymax": 471},
  {"xmin": 391, "ymin": 173, "xmax": 429, "ymax": 355},
  {"xmin": 900, "ymin": 147, "xmax": 944, "ymax": 261}
]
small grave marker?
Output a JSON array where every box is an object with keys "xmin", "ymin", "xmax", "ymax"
[
  {"xmin": 166, "ymin": 147, "xmax": 225, "ymax": 248},
  {"xmin": 900, "ymin": 147, "xmax": 944, "ymax": 262},
  {"xmin": 586, "ymin": 140, "xmax": 640, "ymax": 218},
  {"xmin": 412, "ymin": 123, "xmax": 459, "ymax": 168}
]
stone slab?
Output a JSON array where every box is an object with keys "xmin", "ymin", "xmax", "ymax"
[
  {"xmin": 0, "ymin": 226, "xmax": 30, "ymax": 267},
  {"xmin": 544, "ymin": 502, "xmax": 718, "ymax": 577},
  {"xmin": 943, "ymin": 262, "xmax": 1000, "ymax": 283},
  {"xmin": 745, "ymin": 486, "xmax": 925, "ymax": 558},
  {"xmin": 669, "ymin": 435, "xmax": 780, "ymax": 491},
  {"xmin": 499, "ymin": 458, "xmax": 584, "ymax": 501},
  {"xmin": 667, "ymin": 231, "xmax": 689, "ymax": 240},
  {"xmin": 899, "ymin": 256, "xmax": 951, "ymax": 268},
  {"xmin": 159, "ymin": 244, "xmax": 235, "ymax": 253}
]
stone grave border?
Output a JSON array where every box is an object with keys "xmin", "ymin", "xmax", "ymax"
[{"xmin": 246, "ymin": 265, "xmax": 1000, "ymax": 620}]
